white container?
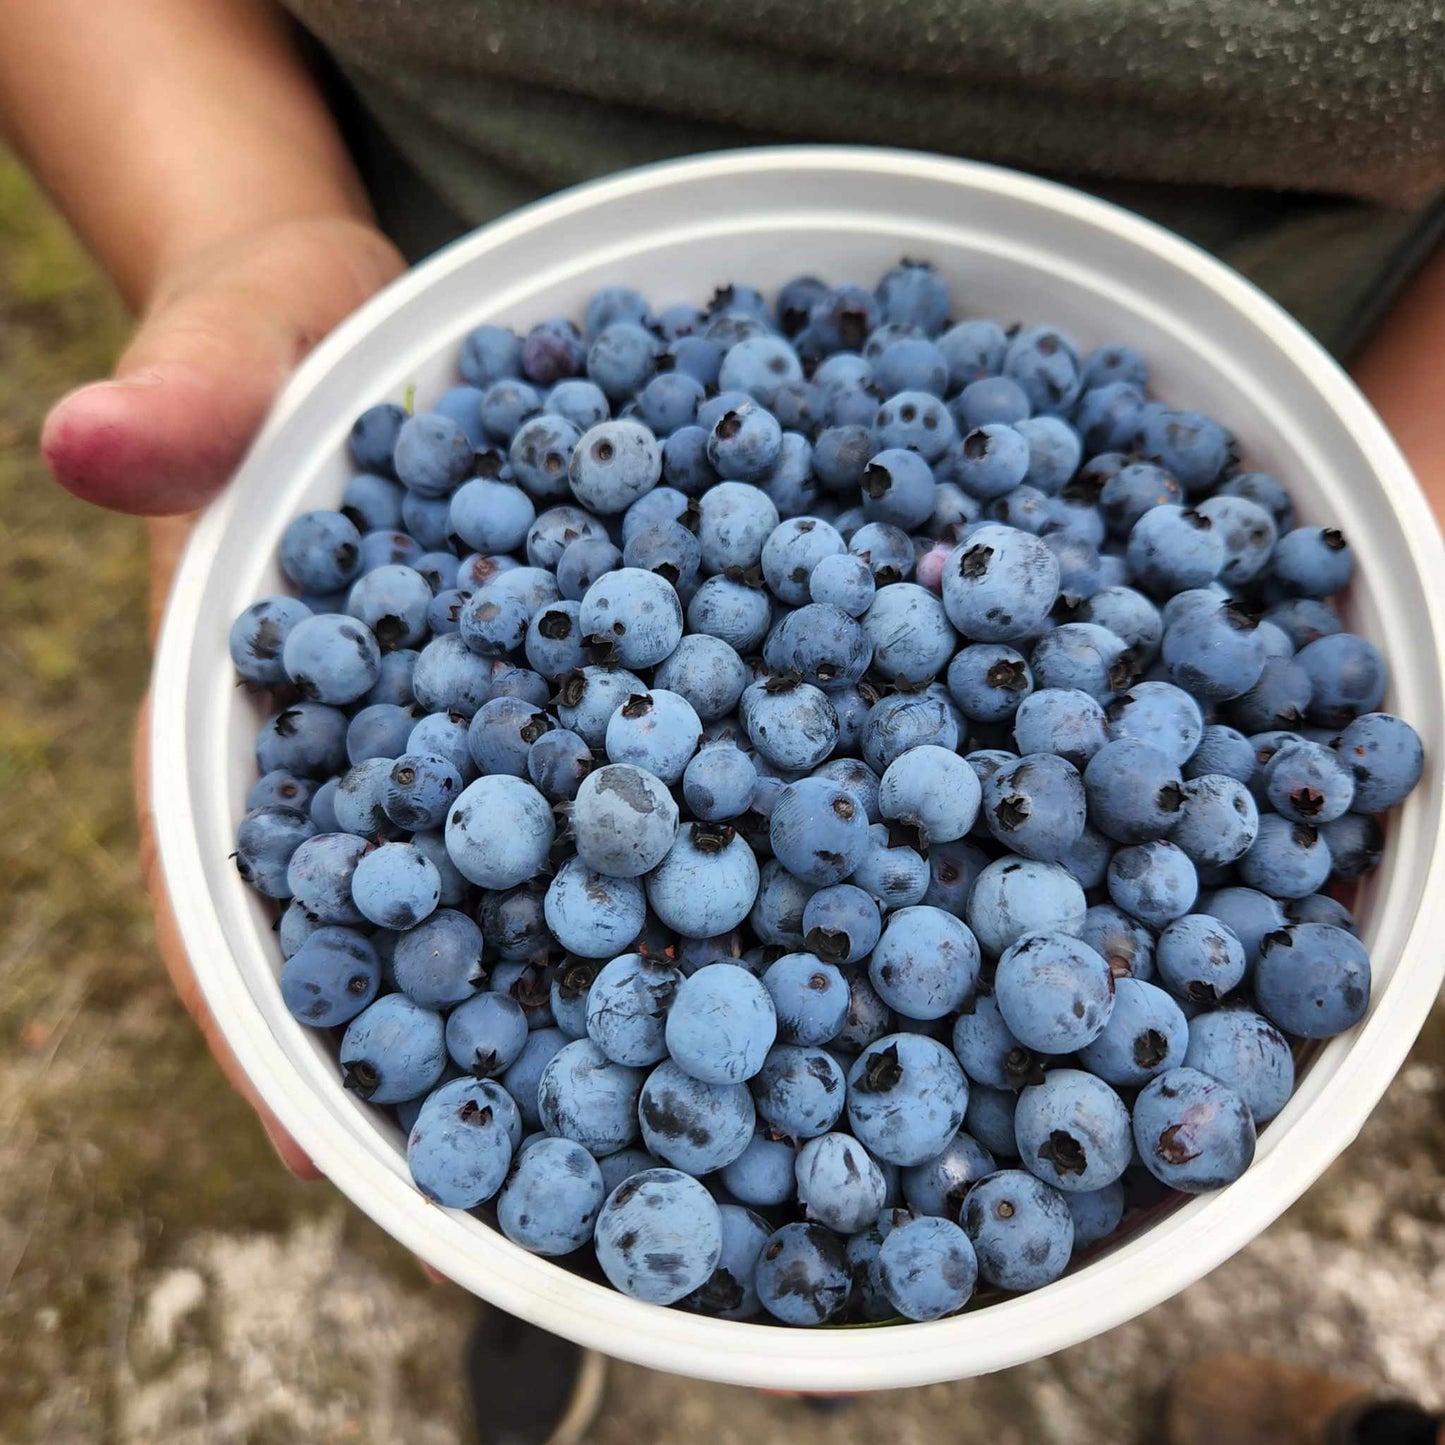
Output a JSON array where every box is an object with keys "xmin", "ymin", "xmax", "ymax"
[{"xmin": 151, "ymin": 147, "xmax": 1445, "ymax": 1391}]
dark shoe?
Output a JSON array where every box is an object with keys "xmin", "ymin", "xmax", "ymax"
[
  {"xmin": 1167, "ymin": 1352, "xmax": 1440, "ymax": 1445},
  {"xmin": 466, "ymin": 1308, "xmax": 606, "ymax": 1445}
]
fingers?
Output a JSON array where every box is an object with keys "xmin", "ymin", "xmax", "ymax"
[
  {"xmin": 43, "ymin": 216, "xmax": 403, "ymax": 516},
  {"xmin": 133, "ymin": 695, "xmax": 323, "ymax": 1181}
]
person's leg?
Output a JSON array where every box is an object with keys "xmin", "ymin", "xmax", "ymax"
[
  {"xmin": 465, "ymin": 1307, "xmax": 606, "ymax": 1445},
  {"xmin": 1167, "ymin": 1352, "xmax": 1443, "ymax": 1445}
]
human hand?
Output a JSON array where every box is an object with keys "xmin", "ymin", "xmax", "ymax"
[
  {"xmin": 43, "ymin": 215, "xmax": 403, "ymax": 514},
  {"xmin": 60, "ymin": 216, "xmax": 404, "ymax": 1176}
]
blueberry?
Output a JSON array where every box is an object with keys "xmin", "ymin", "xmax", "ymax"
[
  {"xmin": 536, "ymin": 1038, "xmax": 646, "ymax": 1156},
  {"xmin": 1103, "ymin": 681, "xmax": 1203, "ymax": 764},
  {"xmin": 664, "ymin": 964, "xmax": 777, "ymax": 1086},
  {"xmin": 391, "ymin": 907, "xmax": 484, "ymax": 1009},
  {"xmin": 1171, "ymin": 773, "xmax": 1260, "ymax": 868},
  {"xmin": 900, "ymin": 1130, "xmax": 997, "ymax": 1218},
  {"xmin": 406, "ymin": 1076, "xmax": 516, "ymax": 1208},
  {"xmin": 466, "ymin": 696, "xmax": 552, "ymax": 779},
  {"xmin": 848, "ymin": 823, "xmax": 931, "ymax": 912},
  {"xmin": 937, "ymin": 318, "xmax": 1009, "ymax": 388},
  {"xmin": 339, "ymin": 993, "xmax": 447, "ymax": 1105},
  {"xmin": 681, "ymin": 1203, "xmax": 772, "ymax": 1321},
  {"xmin": 350, "ymin": 841, "xmax": 440, "ymax": 931},
  {"xmin": 647, "ymin": 822, "xmax": 761, "ymax": 938},
  {"xmin": 445, "ymin": 991, "xmax": 530, "ymax": 1078},
  {"xmin": 1254, "ymin": 922, "xmax": 1370, "ymax": 1038},
  {"xmin": 349, "ymin": 403, "xmax": 408, "ymax": 476},
  {"xmin": 746, "ymin": 858, "xmax": 813, "ymax": 950},
  {"xmin": 740, "ymin": 676, "xmax": 840, "ymax": 771},
  {"xmin": 1272, "ymin": 526, "xmax": 1355, "ymax": 598},
  {"xmin": 445, "ymin": 775, "xmax": 554, "ymax": 889},
  {"xmin": 921, "ymin": 837, "xmax": 991, "ymax": 917},
  {"xmin": 868, "ymin": 906, "xmax": 981, "ymax": 1022},
  {"xmin": 1236, "ymin": 814, "xmax": 1332, "ymax": 900},
  {"xmin": 594, "ymin": 1169, "xmax": 723, "ymax": 1305},
  {"xmin": 497, "ymin": 1135, "xmax": 606, "ymax": 1255},
  {"xmin": 1263, "ymin": 739, "xmax": 1355, "ymax": 823},
  {"xmin": 1077, "ymin": 587, "xmax": 1164, "ymax": 663},
  {"xmin": 1332, "ymin": 713, "xmax": 1423, "ymax": 812},
  {"xmin": 758, "ymin": 954, "xmax": 847, "ymax": 1046},
  {"xmin": 280, "ymin": 510, "xmax": 363, "ymax": 594},
  {"xmin": 581, "ymin": 952, "xmax": 680, "ymax": 1068},
  {"xmin": 500, "ymin": 1028, "xmax": 569, "ymax": 1130},
  {"xmin": 1003, "ymin": 326, "xmax": 1083, "ymax": 416},
  {"xmin": 791, "ymin": 1132, "xmax": 887, "ymax": 1234},
  {"xmin": 638, "ymin": 1059, "xmax": 755, "ymax": 1174},
  {"xmin": 755, "ymin": 1221, "xmax": 852, "ymax": 1325},
  {"xmin": 983, "ymin": 753, "xmax": 1087, "ymax": 862},
  {"xmin": 964, "ymin": 1085, "xmax": 1022, "ymax": 1161},
  {"xmin": 652, "ymin": 634, "xmax": 749, "ymax": 722},
  {"xmin": 1014, "ymin": 1068, "xmax": 1131, "ymax": 1193},
  {"xmin": 1082, "ymin": 739, "xmax": 1185, "ymax": 845},
  {"xmin": 846, "ymin": 1034, "xmax": 968, "ymax": 1166},
  {"xmin": 604, "ymin": 689, "xmax": 701, "ymax": 786},
  {"xmin": 1074, "ymin": 383, "xmax": 1145, "ymax": 457},
  {"xmin": 1077, "ymin": 978, "xmax": 1188, "ymax": 1087},
  {"xmin": 960, "ymin": 1169, "xmax": 1074, "ymax": 1291},
  {"xmin": 246, "ymin": 770, "xmax": 318, "ymax": 814},
  {"xmin": 966, "ymin": 858, "xmax": 1087, "ymax": 957},
  {"xmin": 1015, "ymin": 415, "xmax": 1083, "ymax": 494},
  {"xmin": 950, "ymin": 375, "xmax": 1031, "ymax": 430},
  {"xmin": 286, "ymin": 831, "xmax": 369, "ymax": 924},
  {"xmin": 1135, "ymin": 409, "xmax": 1234, "ymax": 494},
  {"xmin": 942, "ymin": 523, "xmax": 1061, "ymax": 643},
  {"xmin": 234, "ymin": 804, "xmax": 318, "ymax": 899},
  {"xmin": 1065, "ymin": 1179, "xmax": 1126, "ymax": 1250},
  {"xmin": 587, "ymin": 321, "xmax": 660, "ymax": 402},
  {"xmin": 682, "ymin": 745, "xmax": 758, "ymax": 822},
  {"xmin": 750, "ymin": 1043, "xmax": 846, "ymax": 1139},
  {"xmin": 280, "ymin": 928, "xmax": 381, "ymax": 1028},
  {"xmin": 412, "ymin": 634, "xmax": 495, "ymax": 717},
  {"xmin": 1294, "ymin": 633, "xmax": 1388, "ymax": 727},
  {"xmin": 1078, "ymin": 903, "xmax": 1155, "ymax": 982},
  {"xmin": 229, "ymin": 596, "xmax": 314, "ymax": 687},
  {"xmin": 553, "ymin": 665, "xmax": 647, "ymax": 748},
  {"xmin": 950, "ymin": 991, "xmax": 1038, "ymax": 1090},
  {"xmin": 578, "ymin": 566, "xmax": 683, "ymax": 669},
  {"xmin": 364, "ymin": 649, "xmax": 420, "ymax": 708},
  {"xmin": 1132, "ymin": 1067, "xmax": 1256, "ymax": 1192},
  {"xmin": 1012, "ymin": 688, "xmax": 1109, "ymax": 769},
  {"xmin": 1319, "ymin": 812, "xmax": 1385, "ymax": 880},
  {"xmin": 995, "ymin": 931, "xmax": 1114, "ymax": 1054},
  {"xmin": 281, "ymin": 613, "xmax": 381, "ymax": 705}
]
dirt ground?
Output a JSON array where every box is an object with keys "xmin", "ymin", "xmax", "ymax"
[{"xmin": 2, "ymin": 156, "xmax": 1443, "ymax": 1445}]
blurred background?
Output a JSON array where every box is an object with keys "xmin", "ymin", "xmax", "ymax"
[{"xmin": 3, "ymin": 151, "xmax": 1445, "ymax": 1444}]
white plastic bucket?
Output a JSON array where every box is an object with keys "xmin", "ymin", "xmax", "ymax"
[{"xmin": 151, "ymin": 147, "xmax": 1445, "ymax": 1391}]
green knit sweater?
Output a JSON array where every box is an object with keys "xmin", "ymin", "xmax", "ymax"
[{"xmin": 285, "ymin": 0, "xmax": 1445, "ymax": 355}]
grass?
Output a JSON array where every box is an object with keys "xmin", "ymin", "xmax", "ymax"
[{"xmin": 0, "ymin": 155, "xmax": 460, "ymax": 1443}]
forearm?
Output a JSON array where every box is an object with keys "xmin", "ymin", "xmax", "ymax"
[
  {"xmin": 0, "ymin": 0, "xmax": 372, "ymax": 309},
  {"xmin": 1352, "ymin": 247, "xmax": 1445, "ymax": 523}
]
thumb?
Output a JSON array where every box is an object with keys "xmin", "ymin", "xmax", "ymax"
[{"xmin": 42, "ymin": 216, "xmax": 404, "ymax": 516}]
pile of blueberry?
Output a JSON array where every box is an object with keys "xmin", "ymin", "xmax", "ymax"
[{"xmin": 229, "ymin": 261, "xmax": 1424, "ymax": 1326}]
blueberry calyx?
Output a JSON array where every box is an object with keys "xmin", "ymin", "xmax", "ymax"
[
  {"xmin": 856, "ymin": 1044, "xmax": 903, "ymax": 1095},
  {"xmin": 690, "ymin": 822, "xmax": 736, "ymax": 855},
  {"xmin": 1038, "ymin": 1130, "xmax": 1088, "ymax": 1177},
  {"xmin": 986, "ymin": 660, "xmax": 1031, "ymax": 693},
  {"xmin": 960, "ymin": 544, "xmax": 993, "ymax": 580},
  {"xmin": 1156, "ymin": 1123, "xmax": 1200, "ymax": 1166},
  {"xmin": 342, "ymin": 1060, "xmax": 381, "ymax": 1099},
  {"xmin": 805, "ymin": 927, "xmax": 850, "ymax": 964},
  {"xmin": 1003, "ymin": 1047, "xmax": 1046, "ymax": 1090}
]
